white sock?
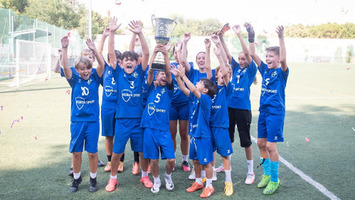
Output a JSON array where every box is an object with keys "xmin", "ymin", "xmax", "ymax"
[
  {"xmin": 196, "ymin": 177, "xmax": 202, "ymax": 184},
  {"xmin": 182, "ymin": 154, "xmax": 188, "ymax": 162},
  {"xmin": 247, "ymin": 160, "xmax": 254, "ymax": 174},
  {"xmin": 110, "ymin": 174, "xmax": 117, "ymax": 179},
  {"xmin": 201, "ymin": 170, "xmax": 206, "ymax": 178},
  {"xmin": 90, "ymin": 172, "xmax": 97, "ymax": 179},
  {"xmin": 153, "ymin": 176, "xmax": 161, "ymax": 185},
  {"xmin": 206, "ymin": 178, "xmax": 213, "ymax": 188},
  {"xmin": 225, "ymin": 169, "xmax": 232, "ymax": 182},
  {"xmin": 142, "ymin": 171, "xmax": 148, "ymax": 178},
  {"xmin": 164, "ymin": 172, "xmax": 172, "ymax": 182},
  {"xmin": 73, "ymin": 172, "xmax": 81, "ymax": 180}
]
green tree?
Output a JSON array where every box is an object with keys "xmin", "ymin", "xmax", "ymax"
[{"xmin": 0, "ymin": 0, "xmax": 28, "ymax": 13}]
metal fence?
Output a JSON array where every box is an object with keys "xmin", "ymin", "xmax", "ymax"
[{"xmin": 0, "ymin": 8, "xmax": 85, "ymax": 83}]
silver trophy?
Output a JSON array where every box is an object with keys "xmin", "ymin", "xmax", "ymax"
[{"xmin": 151, "ymin": 14, "xmax": 177, "ymax": 71}]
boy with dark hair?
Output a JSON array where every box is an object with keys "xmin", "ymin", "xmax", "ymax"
[
  {"xmin": 105, "ymin": 19, "xmax": 152, "ymax": 192},
  {"xmin": 247, "ymin": 23, "xmax": 289, "ymax": 195},
  {"xmin": 172, "ymin": 64, "xmax": 217, "ymax": 198}
]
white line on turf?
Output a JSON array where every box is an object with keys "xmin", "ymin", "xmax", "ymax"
[{"xmin": 251, "ymin": 136, "xmax": 341, "ymax": 200}]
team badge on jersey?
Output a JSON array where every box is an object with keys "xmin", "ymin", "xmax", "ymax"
[
  {"xmin": 105, "ymin": 86, "xmax": 113, "ymax": 97},
  {"xmin": 272, "ymin": 71, "xmax": 277, "ymax": 78},
  {"xmin": 121, "ymin": 89, "xmax": 132, "ymax": 102},
  {"xmin": 147, "ymin": 103, "xmax": 155, "ymax": 116},
  {"xmin": 75, "ymin": 97, "xmax": 85, "ymax": 110}
]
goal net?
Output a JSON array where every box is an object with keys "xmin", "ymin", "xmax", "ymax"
[{"xmin": 10, "ymin": 40, "xmax": 51, "ymax": 87}]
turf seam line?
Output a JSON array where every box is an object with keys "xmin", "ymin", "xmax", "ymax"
[{"xmin": 251, "ymin": 136, "xmax": 340, "ymax": 200}]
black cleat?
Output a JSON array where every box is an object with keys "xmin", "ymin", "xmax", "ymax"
[
  {"xmin": 89, "ymin": 177, "xmax": 98, "ymax": 193},
  {"xmin": 70, "ymin": 176, "xmax": 82, "ymax": 193}
]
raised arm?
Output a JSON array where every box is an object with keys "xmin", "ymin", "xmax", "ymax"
[
  {"xmin": 181, "ymin": 33, "xmax": 192, "ymax": 72},
  {"xmin": 129, "ymin": 20, "xmax": 149, "ymax": 71},
  {"xmin": 214, "ymin": 43, "xmax": 230, "ymax": 86},
  {"xmin": 179, "ymin": 65, "xmax": 201, "ymax": 99},
  {"xmin": 245, "ymin": 23, "xmax": 261, "ymax": 67},
  {"xmin": 86, "ymin": 38, "xmax": 105, "ymax": 77},
  {"xmin": 129, "ymin": 33, "xmax": 137, "ymax": 51},
  {"xmin": 211, "ymin": 34, "xmax": 228, "ymax": 65},
  {"xmin": 162, "ymin": 44, "xmax": 172, "ymax": 84},
  {"xmin": 60, "ymin": 36, "xmax": 72, "ymax": 79},
  {"xmin": 108, "ymin": 17, "xmax": 121, "ymax": 69},
  {"xmin": 233, "ymin": 24, "xmax": 252, "ymax": 65},
  {"xmin": 170, "ymin": 65, "xmax": 190, "ymax": 97},
  {"xmin": 218, "ymin": 31, "xmax": 232, "ymax": 64},
  {"xmin": 276, "ymin": 26, "xmax": 287, "ymax": 72},
  {"xmin": 204, "ymin": 38, "xmax": 212, "ymax": 79},
  {"xmin": 97, "ymin": 27, "xmax": 110, "ymax": 59}
]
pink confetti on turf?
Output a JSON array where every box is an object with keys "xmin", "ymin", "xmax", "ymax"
[
  {"xmin": 67, "ymin": 32, "xmax": 71, "ymax": 37},
  {"xmin": 35, "ymin": 136, "xmax": 37, "ymax": 140},
  {"xmin": 11, "ymin": 116, "xmax": 23, "ymax": 128},
  {"xmin": 346, "ymin": 67, "xmax": 351, "ymax": 70},
  {"xmin": 45, "ymin": 78, "xmax": 48, "ymax": 81},
  {"xmin": 66, "ymin": 89, "xmax": 71, "ymax": 95},
  {"xmin": 305, "ymin": 137, "xmax": 310, "ymax": 143}
]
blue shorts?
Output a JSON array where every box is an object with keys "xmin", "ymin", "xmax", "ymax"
[
  {"xmin": 211, "ymin": 127, "xmax": 233, "ymax": 156},
  {"xmin": 101, "ymin": 107, "xmax": 116, "ymax": 137},
  {"xmin": 170, "ymin": 102, "xmax": 189, "ymax": 121},
  {"xmin": 143, "ymin": 128, "xmax": 175, "ymax": 160},
  {"xmin": 189, "ymin": 137, "xmax": 213, "ymax": 165},
  {"xmin": 113, "ymin": 118, "xmax": 143, "ymax": 154},
  {"xmin": 69, "ymin": 121, "xmax": 100, "ymax": 153},
  {"xmin": 258, "ymin": 112, "xmax": 285, "ymax": 142}
]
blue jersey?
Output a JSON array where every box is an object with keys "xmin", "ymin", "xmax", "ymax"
[
  {"xmin": 66, "ymin": 68, "xmax": 101, "ymax": 122},
  {"xmin": 141, "ymin": 83, "xmax": 174, "ymax": 131},
  {"xmin": 115, "ymin": 64, "xmax": 145, "ymax": 119},
  {"xmin": 228, "ymin": 57, "xmax": 257, "ymax": 110},
  {"xmin": 189, "ymin": 93, "xmax": 212, "ymax": 138},
  {"xmin": 258, "ymin": 61, "xmax": 289, "ymax": 114},
  {"xmin": 171, "ymin": 62, "xmax": 191, "ymax": 106},
  {"xmin": 142, "ymin": 66, "xmax": 150, "ymax": 108},
  {"xmin": 210, "ymin": 85, "xmax": 232, "ymax": 128},
  {"xmin": 101, "ymin": 62, "xmax": 118, "ymax": 109},
  {"xmin": 187, "ymin": 63, "xmax": 216, "ymax": 85}
]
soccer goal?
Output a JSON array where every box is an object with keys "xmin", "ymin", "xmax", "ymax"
[{"xmin": 10, "ymin": 40, "xmax": 51, "ymax": 87}]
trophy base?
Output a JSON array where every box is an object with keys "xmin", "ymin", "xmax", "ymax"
[{"xmin": 151, "ymin": 63, "xmax": 165, "ymax": 71}]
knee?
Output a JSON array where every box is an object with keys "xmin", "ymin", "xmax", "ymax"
[
  {"xmin": 257, "ymin": 140, "xmax": 266, "ymax": 149},
  {"xmin": 167, "ymin": 159, "xmax": 175, "ymax": 165},
  {"xmin": 150, "ymin": 159, "xmax": 159, "ymax": 166},
  {"xmin": 87, "ymin": 152, "xmax": 97, "ymax": 159},
  {"xmin": 265, "ymin": 143, "xmax": 276, "ymax": 153}
]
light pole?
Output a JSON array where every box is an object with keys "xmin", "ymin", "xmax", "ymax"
[{"xmin": 88, "ymin": 0, "xmax": 92, "ymax": 39}]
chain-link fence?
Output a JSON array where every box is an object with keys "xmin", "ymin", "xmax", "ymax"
[{"xmin": 0, "ymin": 8, "xmax": 85, "ymax": 86}]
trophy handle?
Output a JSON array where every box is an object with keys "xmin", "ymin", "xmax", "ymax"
[
  {"xmin": 151, "ymin": 14, "xmax": 156, "ymax": 28},
  {"xmin": 172, "ymin": 17, "xmax": 178, "ymax": 32}
]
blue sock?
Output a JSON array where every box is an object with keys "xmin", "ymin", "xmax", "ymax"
[
  {"xmin": 270, "ymin": 161, "xmax": 279, "ymax": 182},
  {"xmin": 261, "ymin": 158, "xmax": 270, "ymax": 176}
]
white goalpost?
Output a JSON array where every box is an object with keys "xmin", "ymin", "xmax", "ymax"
[{"xmin": 12, "ymin": 40, "xmax": 51, "ymax": 87}]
